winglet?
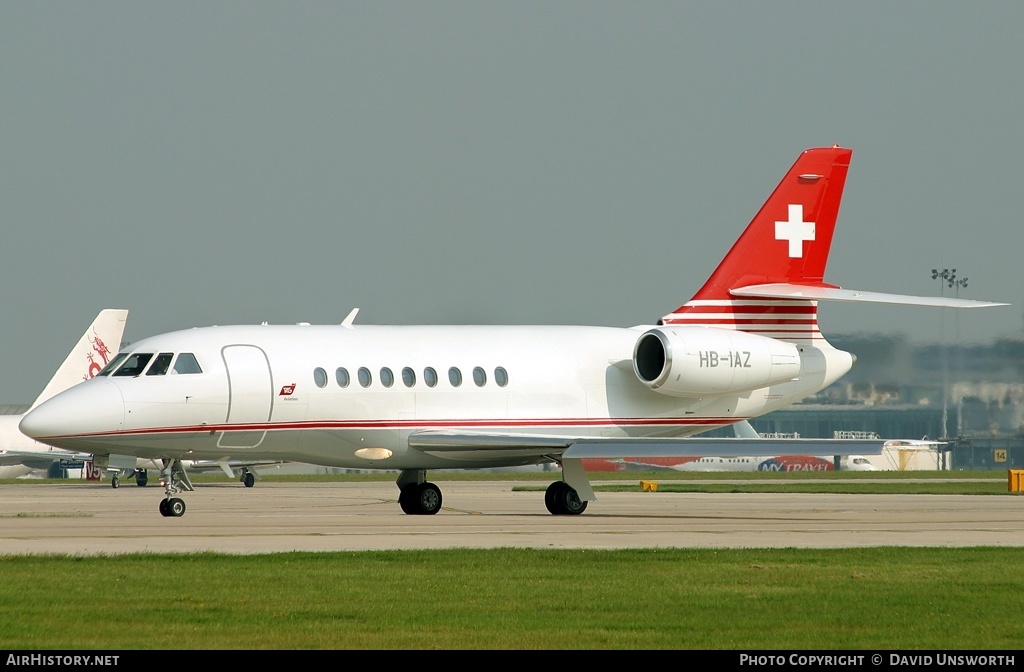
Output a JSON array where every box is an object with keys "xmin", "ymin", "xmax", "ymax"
[{"xmin": 341, "ymin": 308, "xmax": 359, "ymax": 328}]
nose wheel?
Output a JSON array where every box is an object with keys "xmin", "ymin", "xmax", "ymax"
[{"xmin": 159, "ymin": 497, "xmax": 186, "ymax": 517}]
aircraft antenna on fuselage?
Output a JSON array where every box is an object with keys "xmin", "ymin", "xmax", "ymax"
[{"xmin": 341, "ymin": 308, "xmax": 359, "ymax": 327}]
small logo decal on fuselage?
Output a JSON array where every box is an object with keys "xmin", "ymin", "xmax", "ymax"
[{"xmin": 279, "ymin": 384, "xmax": 296, "ymax": 396}]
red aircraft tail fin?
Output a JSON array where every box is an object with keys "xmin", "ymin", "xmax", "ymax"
[{"xmin": 661, "ymin": 146, "xmax": 852, "ymax": 342}]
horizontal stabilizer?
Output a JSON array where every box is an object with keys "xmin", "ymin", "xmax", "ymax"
[{"xmin": 732, "ymin": 283, "xmax": 1009, "ymax": 308}]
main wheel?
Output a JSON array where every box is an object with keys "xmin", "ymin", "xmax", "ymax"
[
  {"xmin": 243, "ymin": 472, "xmax": 255, "ymax": 488},
  {"xmin": 398, "ymin": 485, "xmax": 417, "ymax": 514},
  {"xmin": 545, "ymin": 481, "xmax": 587, "ymax": 515},
  {"xmin": 111, "ymin": 475, "xmax": 119, "ymax": 489},
  {"xmin": 560, "ymin": 486, "xmax": 587, "ymax": 515},
  {"xmin": 136, "ymin": 471, "xmax": 148, "ymax": 487},
  {"xmin": 545, "ymin": 482, "xmax": 563, "ymax": 514},
  {"xmin": 412, "ymin": 483, "xmax": 442, "ymax": 515}
]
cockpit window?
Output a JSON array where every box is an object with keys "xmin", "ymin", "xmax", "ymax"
[
  {"xmin": 172, "ymin": 353, "xmax": 203, "ymax": 374},
  {"xmin": 146, "ymin": 353, "xmax": 174, "ymax": 376},
  {"xmin": 97, "ymin": 353, "xmax": 129, "ymax": 377},
  {"xmin": 113, "ymin": 353, "xmax": 154, "ymax": 377}
]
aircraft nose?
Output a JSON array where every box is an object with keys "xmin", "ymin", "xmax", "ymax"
[{"xmin": 19, "ymin": 380, "xmax": 125, "ymax": 441}]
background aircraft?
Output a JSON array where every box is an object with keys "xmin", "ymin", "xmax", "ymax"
[
  {"xmin": 578, "ymin": 422, "xmax": 880, "ymax": 472},
  {"xmin": 109, "ymin": 457, "xmax": 291, "ymax": 489},
  {"xmin": 580, "ymin": 454, "xmax": 878, "ymax": 472},
  {"xmin": 579, "ymin": 421, "xmax": 879, "ymax": 472},
  {"xmin": 20, "ymin": 147, "xmax": 1008, "ymax": 517},
  {"xmin": 0, "ymin": 309, "xmax": 127, "ymax": 478}
]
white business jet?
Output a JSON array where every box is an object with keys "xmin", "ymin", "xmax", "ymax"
[
  {"xmin": 19, "ymin": 147, "xmax": 1008, "ymax": 517},
  {"xmin": 0, "ymin": 309, "xmax": 127, "ymax": 478}
]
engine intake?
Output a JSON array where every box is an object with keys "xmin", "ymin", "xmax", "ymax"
[{"xmin": 633, "ymin": 326, "xmax": 801, "ymax": 397}]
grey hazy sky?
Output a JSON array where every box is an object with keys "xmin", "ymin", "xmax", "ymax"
[{"xmin": 3, "ymin": 2, "xmax": 1023, "ymax": 403}]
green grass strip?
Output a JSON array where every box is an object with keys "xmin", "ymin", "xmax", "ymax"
[{"xmin": 0, "ymin": 547, "xmax": 1021, "ymax": 650}]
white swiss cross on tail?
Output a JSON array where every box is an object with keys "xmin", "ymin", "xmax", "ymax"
[{"xmin": 775, "ymin": 204, "xmax": 814, "ymax": 258}]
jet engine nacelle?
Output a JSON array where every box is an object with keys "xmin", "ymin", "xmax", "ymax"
[{"xmin": 633, "ymin": 326, "xmax": 801, "ymax": 397}]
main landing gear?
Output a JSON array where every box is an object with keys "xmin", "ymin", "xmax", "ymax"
[
  {"xmin": 395, "ymin": 469, "xmax": 589, "ymax": 516},
  {"xmin": 397, "ymin": 470, "xmax": 442, "ymax": 515},
  {"xmin": 110, "ymin": 468, "xmax": 149, "ymax": 489},
  {"xmin": 239, "ymin": 468, "xmax": 256, "ymax": 488},
  {"xmin": 544, "ymin": 481, "xmax": 588, "ymax": 515}
]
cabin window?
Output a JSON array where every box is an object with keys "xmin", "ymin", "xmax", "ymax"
[
  {"xmin": 146, "ymin": 353, "xmax": 174, "ymax": 376},
  {"xmin": 113, "ymin": 353, "xmax": 154, "ymax": 377},
  {"xmin": 473, "ymin": 367, "xmax": 486, "ymax": 387},
  {"xmin": 402, "ymin": 367, "xmax": 416, "ymax": 387},
  {"xmin": 336, "ymin": 367, "xmax": 350, "ymax": 388},
  {"xmin": 448, "ymin": 367, "xmax": 462, "ymax": 387},
  {"xmin": 172, "ymin": 353, "xmax": 203, "ymax": 374},
  {"xmin": 494, "ymin": 367, "xmax": 508, "ymax": 387},
  {"xmin": 380, "ymin": 367, "xmax": 394, "ymax": 388},
  {"xmin": 313, "ymin": 367, "xmax": 328, "ymax": 388},
  {"xmin": 358, "ymin": 367, "xmax": 372, "ymax": 388},
  {"xmin": 423, "ymin": 367, "xmax": 438, "ymax": 388},
  {"xmin": 97, "ymin": 353, "xmax": 129, "ymax": 376}
]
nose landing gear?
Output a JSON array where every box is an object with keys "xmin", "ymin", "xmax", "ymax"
[{"xmin": 158, "ymin": 459, "xmax": 194, "ymax": 518}]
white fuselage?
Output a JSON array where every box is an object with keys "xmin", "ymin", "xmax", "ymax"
[{"xmin": 20, "ymin": 323, "xmax": 854, "ymax": 472}]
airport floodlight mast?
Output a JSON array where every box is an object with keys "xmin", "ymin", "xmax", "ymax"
[
  {"xmin": 930, "ymin": 269, "xmax": 954, "ymax": 451},
  {"xmin": 929, "ymin": 268, "xmax": 970, "ymax": 462},
  {"xmin": 931, "ymin": 267, "xmax": 968, "ymax": 296}
]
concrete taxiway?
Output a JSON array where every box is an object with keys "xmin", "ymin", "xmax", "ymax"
[{"xmin": 0, "ymin": 480, "xmax": 1021, "ymax": 555}]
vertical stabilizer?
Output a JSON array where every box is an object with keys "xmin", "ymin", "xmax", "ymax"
[
  {"xmin": 29, "ymin": 309, "xmax": 129, "ymax": 411},
  {"xmin": 661, "ymin": 146, "xmax": 852, "ymax": 343}
]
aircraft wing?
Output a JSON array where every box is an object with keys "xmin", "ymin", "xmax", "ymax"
[
  {"xmin": 0, "ymin": 448, "xmax": 91, "ymax": 468},
  {"xmin": 731, "ymin": 283, "xmax": 1009, "ymax": 308},
  {"xmin": 408, "ymin": 431, "xmax": 885, "ymax": 458}
]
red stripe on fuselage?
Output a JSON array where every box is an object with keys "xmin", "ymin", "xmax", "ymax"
[{"xmin": 35, "ymin": 416, "xmax": 745, "ymax": 440}]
